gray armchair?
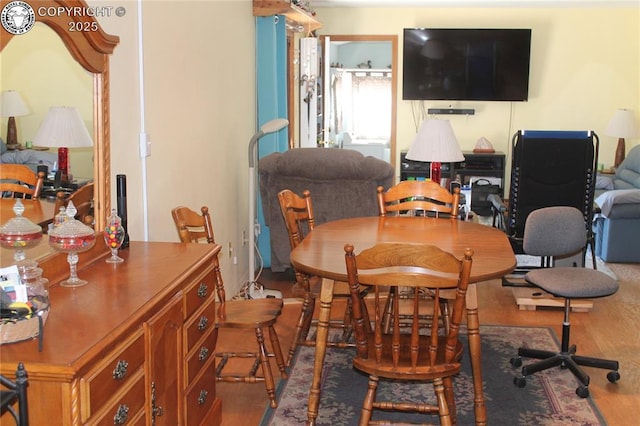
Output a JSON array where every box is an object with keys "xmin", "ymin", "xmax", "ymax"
[
  {"xmin": 594, "ymin": 144, "xmax": 640, "ymax": 262},
  {"xmin": 259, "ymin": 148, "xmax": 395, "ymax": 272}
]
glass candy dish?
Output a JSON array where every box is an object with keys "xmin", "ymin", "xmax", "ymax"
[
  {"xmin": 48, "ymin": 201, "xmax": 96, "ymax": 287},
  {"xmin": 103, "ymin": 209, "xmax": 125, "ymax": 263},
  {"xmin": 0, "ymin": 199, "xmax": 43, "ymax": 264}
]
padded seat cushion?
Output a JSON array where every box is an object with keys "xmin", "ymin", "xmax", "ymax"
[{"xmin": 525, "ymin": 267, "xmax": 618, "ymax": 299}]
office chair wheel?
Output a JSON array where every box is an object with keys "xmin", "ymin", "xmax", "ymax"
[
  {"xmin": 510, "ymin": 357, "xmax": 523, "ymax": 367},
  {"xmin": 514, "ymin": 376, "xmax": 527, "ymax": 388},
  {"xmin": 576, "ymin": 385, "xmax": 589, "ymax": 398},
  {"xmin": 607, "ymin": 371, "xmax": 620, "ymax": 383}
]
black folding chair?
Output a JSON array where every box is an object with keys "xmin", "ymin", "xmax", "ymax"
[
  {"xmin": 490, "ymin": 130, "xmax": 599, "ymax": 278},
  {"xmin": 0, "ymin": 362, "xmax": 29, "ymax": 426}
]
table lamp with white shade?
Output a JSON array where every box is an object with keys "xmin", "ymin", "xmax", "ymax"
[
  {"xmin": 406, "ymin": 118, "xmax": 465, "ymax": 184},
  {"xmin": 605, "ymin": 108, "xmax": 639, "ymax": 168},
  {"xmin": 33, "ymin": 106, "xmax": 93, "ymax": 181},
  {"xmin": 1, "ymin": 90, "xmax": 31, "ymax": 148}
]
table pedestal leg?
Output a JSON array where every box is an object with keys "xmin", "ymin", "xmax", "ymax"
[
  {"xmin": 466, "ymin": 283, "xmax": 487, "ymax": 425},
  {"xmin": 306, "ymin": 278, "xmax": 334, "ymax": 426}
]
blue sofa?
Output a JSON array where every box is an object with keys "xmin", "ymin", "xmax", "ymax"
[{"xmin": 594, "ymin": 144, "xmax": 640, "ymax": 262}]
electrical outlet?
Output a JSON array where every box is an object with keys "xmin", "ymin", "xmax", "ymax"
[
  {"xmin": 242, "ymin": 230, "xmax": 247, "ymax": 246},
  {"xmin": 228, "ymin": 242, "xmax": 233, "ymax": 258},
  {"xmin": 254, "ymin": 223, "xmax": 261, "ymax": 237}
]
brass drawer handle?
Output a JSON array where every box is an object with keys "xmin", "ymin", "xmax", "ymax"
[
  {"xmin": 197, "ymin": 282, "xmax": 208, "ymax": 298},
  {"xmin": 197, "ymin": 389, "xmax": 208, "ymax": 405},
  {"xmin": 112, "ymin": 360, "xmax": 129, "ymax": 380},
  {"xmin": 198, "ymin": 346, "xmax": 209, "ymax": 362},
  {"xmin": 113, "ymin": 404, "xmax": 129, "ymax": 424},
  {"xmin": 197, "ymin": 316, "xmax": 209, "ymax": 331}
]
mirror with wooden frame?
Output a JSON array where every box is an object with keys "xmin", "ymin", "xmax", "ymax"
[{"xmin": 0, "ymin": 0, "xmax": 119, "ymax": 230}]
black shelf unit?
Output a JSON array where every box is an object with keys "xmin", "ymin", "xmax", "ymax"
[{"xmin": 400, "ymin": 150, "xmax": 505, "ymax": 196}]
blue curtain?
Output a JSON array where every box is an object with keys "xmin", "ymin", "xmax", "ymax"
[{"xmin": 256, "ymin": 16, "xmax": 288, "ymax": 267}]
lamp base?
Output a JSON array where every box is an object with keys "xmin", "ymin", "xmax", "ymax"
[
  {"xmin": 430, "ymin": 161, "xmax": 442, "ymax": 183},
  {"xmin": 58, "ymin": 147, "xmax": 70, "ymax": 182},
  {"xmin": 614, "ymin": 137, "xmax": 625, "ymax": 168},
  {"xmin": 6, "ymin": 116, "xmax": 18, "ymax": 146}
]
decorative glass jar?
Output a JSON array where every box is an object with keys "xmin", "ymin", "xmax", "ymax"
[
  {"xmin": 48, "ymin": 201, "xmax": 96, "ymax": 287},
  {"xmin": 0, "ymin": 199, "xmax": 43, "ymax": 264}
]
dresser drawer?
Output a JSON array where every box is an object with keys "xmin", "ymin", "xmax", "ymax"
[
  {"xmin": 184, "ymin": 296, "xmax": 215, "ymax": 351},
  {"xmin": 88, "ymin": 370, "xmax": 146, "ymax": 426},
  {"xmin": 185, "ymin": 326, "xmax": 216, "ymax": 385},
  {"xmin": 184, "ymin": 269, "xmax": 217, "ymax": 320},
  {"xmin": 81, "ymin": 329, "xmax": 145, "ymax": 422},
  {"xmin": 184, "ymin": 361, "xmax": 217, "ymax": 426}
]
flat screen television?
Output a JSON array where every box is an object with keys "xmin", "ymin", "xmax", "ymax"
[{"xmin": 403, "ymin": 28, "xmax": 532, "ymax": 101}]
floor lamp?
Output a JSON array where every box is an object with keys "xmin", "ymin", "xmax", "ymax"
[{"xmin": 248, "ymin": 118, "xmax": 289, "ymax": 298}]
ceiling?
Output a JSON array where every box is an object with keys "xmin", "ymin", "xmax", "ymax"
[{"xmin": 313, "ymin": 0, "xmax": 637, "ymax": 7}]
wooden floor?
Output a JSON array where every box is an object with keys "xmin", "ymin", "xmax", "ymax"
[{"xmin": 216, "ymin": 267, "xmax": 640, "ymax": 426}]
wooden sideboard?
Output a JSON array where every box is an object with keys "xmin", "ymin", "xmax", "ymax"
[{"xmin": 0, "ymin": 241, "xmax": 222, "ymax": 425}]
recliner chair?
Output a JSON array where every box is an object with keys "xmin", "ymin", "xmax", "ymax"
[
  {"xmin": 510, "ymin": 206, "xmax": 620, "ymax": 398},
  {"xmin": 491, "ymin": 130, "xmax": 599, "ymax": 271}
]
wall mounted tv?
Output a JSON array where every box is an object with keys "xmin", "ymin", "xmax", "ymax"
[{"xmin": 403, "ymin": 28, "xmax": 532, "ymax": 101}]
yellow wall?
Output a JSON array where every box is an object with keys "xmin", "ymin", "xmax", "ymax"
[
  {"xmin": 7, "ymin": 2, "xmax": 633, "ymax": 295},
  {"xmin": 95, "ymin": 0, "xmax": 256, "ymax": 293},
  {"xmin": 316, "ymin": 6, "xmax": 640, "ymax": 177}
]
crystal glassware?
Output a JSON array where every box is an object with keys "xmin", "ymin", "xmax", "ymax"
[
  {"xmin": 0, "ymin": 199, "xmax": 43, "ymax": 265},
  {"xmin": 103, "ymin": 209, "xmax": 125, "ymax": 263},
  {"xmin": 48, "ymin": 201, "xmax": 96, "ymax": 287}
]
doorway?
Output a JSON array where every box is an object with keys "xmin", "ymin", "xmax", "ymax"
[{"xmin": 320, "ymin": 35, "xmax": 398, "ymax": 166}]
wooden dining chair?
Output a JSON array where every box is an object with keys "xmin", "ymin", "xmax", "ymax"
[
  {"xmin": 277, "ymin": 189, "xmax": 368, "ymax": 367},
  {"xmin": 345, "ymin": 242, "xmax": 473, "ymax": 425},
  {"xmin": 171, "ymin": 205, "xmax": 287, "ymax": 408},
  {"xmin": 377, "ymin": 180, "xmax": 461, "ymax": 332},
  {"xmin": 53, "ymin": 183, "xmax": 94, "ymax": 226},
  {"xmin": 0, "ymin": 164, "xmax": 45, "ymax": 199},
  {"xmin": 377, "ymin": 179, "xmax": 460, "ymax": 218}
]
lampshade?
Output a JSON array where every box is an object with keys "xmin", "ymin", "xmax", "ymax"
[
  {"xmin": 33, "ymin": 106, "xmax": 93, "ymax": 148},
  {"xmin": 406, "ymin": 119, "xmax": 465, "ymax": 163},
  {"xmin": 0, "ymin": 90, "xmax": 30, "ymax": 117},
  {"xmin": 605, "ymin": 108, "xmax": 639, "ymax": 138}
]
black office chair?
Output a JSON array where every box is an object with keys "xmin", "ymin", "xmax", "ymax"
[
  {"xmin": 510, "ymin": 206, "xmax": 620, "ymax": 398},
  {"xmin": 491, "ymin": 130, "xmax": 599, "ymax": 272},
  {"xmin": 0, "ymin": 362, "xmax": 29, "ymax": 426}
]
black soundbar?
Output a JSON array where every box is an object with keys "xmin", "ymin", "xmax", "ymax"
[{"xmin": 427, "ymin": 108, "xmax": 475, "ymax": 115}]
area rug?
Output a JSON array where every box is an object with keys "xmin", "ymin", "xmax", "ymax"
[{"xmin": 261, "ymin": 325, "xmax": 606, "ymax": 426}]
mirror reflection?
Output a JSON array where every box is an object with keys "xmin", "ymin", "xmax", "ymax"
[
  {"xmin": 1, "ymin": 2, "xmax": 118, "ymax": 267},
  {"xmin": 1, "ymin": 23, "xmax": 94, "ymax": 181}
]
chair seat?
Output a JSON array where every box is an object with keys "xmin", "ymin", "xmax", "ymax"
[
  {"xmin": 353, "ymin": 334, "xmax": 463, "ymax": 380},
  {"xmin": 216, "ymin": 298, "xmax": 283, "ymax": 327},
  {"xmin": 525, "ymin": 267, "xmax": 618, "ymax": 299}
]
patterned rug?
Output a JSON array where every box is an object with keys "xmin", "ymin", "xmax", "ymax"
[{"xmin": 261, "ymin": 325, "xmax": 606, "ymax": 425}]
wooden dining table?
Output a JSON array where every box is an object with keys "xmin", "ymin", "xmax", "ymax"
[{"xmin": 290, "ymin": 216, "xmax": 516, "ymax": 426}]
